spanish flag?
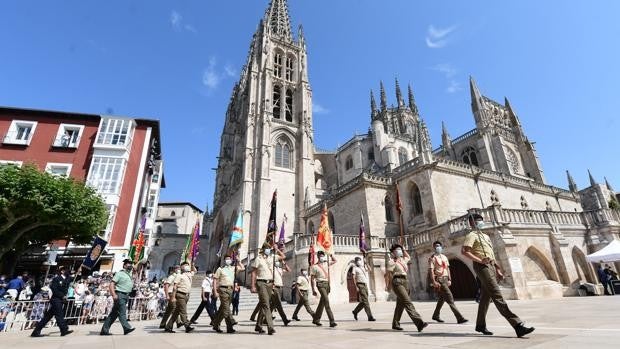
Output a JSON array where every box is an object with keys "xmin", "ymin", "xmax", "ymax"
[{"xmin": 316, "ymin": 203, "xmax": 333, "ymax": 255}]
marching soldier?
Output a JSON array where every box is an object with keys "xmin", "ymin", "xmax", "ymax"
[
  {"xmin": 310, "ymin": 250, "xmax": 337, "ymax": 327},
  {"xmin": 30, "ymin": 266, "xmax": 73, "ymax": 337},
  {"xmin": 164, "ymin": 261, "xmax": 196, "ymax": 333},
  {"xmin": 212, "ymin": 254, "xmax": 244, "ymax": 333},
  {"xmin": 351, "ymin": 256, "xmax": 376, "ymax": 321},
  {"xmin": 291, "ymin": 268, "xmax": 315, "ymax": 321},
  {"xmin": 429, "ymin": 241, "xmax": 468, "ymax": 324},
  {"xmin": 385, "ymin": 244, "xmax": 428, "ymax": 332},
  {"xmin": 461, "ymin": 213, "xmax": 535, "ymax": 338},
  {"xmin": 271, "ymin": 247, "xmax": 291, "ymax": 326},
  {"xmin": 159, "ymin": 265, "xmax": 181, "ymax": 329},
  {"xmin": 251, "ymin": 243, "xmax": 276, "ymax": 335},
  {"xmin": 100, "ymin": 259, "xmax": 136, "ymax": 336}
]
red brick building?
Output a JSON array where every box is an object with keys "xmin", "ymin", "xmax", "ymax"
[{"xmin": 0, "ymin": 106, "xmax": 164, "ymax": 272}]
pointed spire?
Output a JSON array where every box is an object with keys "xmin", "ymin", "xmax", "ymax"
[
  {"xmin": 441, "ymin": 121, "xmax": 451, "ymax": 141},
  {"xmin": 395, "ymin": 78, "xmax": 404, "ymax": 107},
  {"xmin": 605, "ymin": 177, "xmax": 615, "ymax": 192},
  {"xmin": 408, "ymin": 84, "xmax": 418, "ymax": 115},
  {"xmin": 441, "ymin": 121, "xmax": 453, "ymax": 157},
  {"xmin": 379, "ymin": 80, "xmax": 387, "ymax": 111},
  {"xmin": 370, "ymin": 90, "xmax": 377, "ymax": 120},
  {"xmin": 566, "ymin": 170, "xmax": 578, "ymax": 193},
  {"xmin": 264, "ymin": 0, "xmax": 293, "ymax": 41},
  {"xmin": 469, "ymin": 75, "xmax": 483, "ymax": 112},
  {"xmin": 298, "ymin": 24, "xmax": 305, "ymax": 47},
  {"xmin": 417, "ymin": 120, "xmax": 433, "ymax": 164},
  {"xmin": 588, "ymin": 169, "xmax": 598, "ymax": 186}
]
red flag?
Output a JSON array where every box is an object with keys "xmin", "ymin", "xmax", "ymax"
[
  {"xmin": 395, "ymin": 185, "xmax": 403, "ymax": 215},
  {"xmin": 316, "ymin": 204, "xmax": 333, "ymax": 255}
]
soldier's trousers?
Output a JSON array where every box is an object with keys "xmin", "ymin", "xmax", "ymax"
[
  {"xmin": 391, "ymin": 276, "xmax": 424, "ymax": 328},
  {"xmin": 473, "ymin": 262, "xmax": 521, "ymax": 328},
  {"xmin": 314, "ymin": 281, "xmax": 335, "ymax": 323},
  {"xmin": 432, "ymin": 276, "xmax": 465, "ymax": 321},
  {"xmin": 353, "ymin": 283, "xmax": 373, "ymax": 319},
  {"xmin": 32, "ymin": 297, "xmax": 69, "ymax": 335},
  {"xmin": 166, "ymin": 292, "xmax": 189, "ymax": 330},
  {"xmin": 102, "ymin": 293, "xmax": 131, "ymax": 333},
  {"xmin": 255, "ymin": 280, "xmax": 275, "ymax": 331},
  {"xmin": 212, "ymin": 286, "xmax": 234, "ymax": 329},
  {"xmin": 292, "ymin": 290, "xmax": 315, "ymax": 318},
  {"xmin": 160, "ymin": 295, "xmax": 181, "ymax": 327},
  {"xmin": 271, "ymin": 286, "xmax": 289, "ymax": 322}
]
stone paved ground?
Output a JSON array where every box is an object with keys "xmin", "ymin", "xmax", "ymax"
[{"xmin": 2, "ymin": 296, "xmax": 619, "ymax": 349}]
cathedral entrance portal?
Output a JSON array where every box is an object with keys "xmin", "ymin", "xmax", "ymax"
[{"xmin": 449, "ymin": 259, "xmax": 477, "ymax": 299}]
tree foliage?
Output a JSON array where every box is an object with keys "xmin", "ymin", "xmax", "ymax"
[{"xmin": 0, "ymin": 164, "xmax": 108, "ymax": 259}]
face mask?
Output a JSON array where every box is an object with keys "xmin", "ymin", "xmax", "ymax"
[
  {"xmin": 124, "ymin": 265, "xmax": 133, "ymax": 272},
  {"xmin": 319, "ymin": 256, "xmax": 327, "ymax": 263},
  {"xmin": 435, "ymin": 246, "xmax": 443, "ymax": 254},
  {"xmin": 356, "ymin": 261, "xmax": 363, "ymax": 267},
  {"xmin": 302, "ymin": 271, "xmax": 308, "ymax": 276},
  {"xmin": 225, "ymin": 259, "xmax": 232, "ymax": 266},
  {"xmin": 275, "ymin": 261, "xmax": 281, "ymax": 267},
  {"xmin": 207, "ymin": 274, "xmax": 213, "ymax": 278},
  {"xmin": 264, "ymin": 249, "xmax": 271, "ymax": 256},
  {"xmin": 476, "ymin": 221, "xmax": 485, "ymax": 229},
  {"xmin": 395, "ymin": 249, "xmax": 403, "ymax": 258},
  {"xmin": 182, "ymin": 266, "xmax": 190, "ymax": 272},
  {"xmin": 175, "ymin": 269, "xmax": 181, "ymax": 274}
]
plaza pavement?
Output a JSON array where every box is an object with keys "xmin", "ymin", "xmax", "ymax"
[{"xmin": 2, "ymin": 296, "xmax": 619, "ymax": 349}]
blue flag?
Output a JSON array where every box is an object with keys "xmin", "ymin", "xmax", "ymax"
[
  {"xmin": 229, "ymin": 208, "xmax": 244, "ymax": 248},
  {"xmin": 82, "ymin": 237, "xmax": 107, "ymax": 270}
]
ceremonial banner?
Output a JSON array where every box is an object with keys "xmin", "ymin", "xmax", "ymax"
[
  {"xmin": 82, "ymin": 237, "xmax": 107, "ymax": 270},
  {"xmin": 316, "ymin": 204, "xmax": 333, "ymax": 255},
  {"xmin": 128, "ymin": 215, "xmax": 146, "ymax": 264},
  {"xmin": 229, "ymin": 208, "xmax": 244, "ymax": 248}
]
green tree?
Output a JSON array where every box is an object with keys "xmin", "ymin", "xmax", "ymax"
[
  {"xmin": 0, "ymin": 164, "xmax": 108, "ymax": 261},
  {"xmin": 610, "ymin": 197, "xmax": 620, "ymax": 210}
]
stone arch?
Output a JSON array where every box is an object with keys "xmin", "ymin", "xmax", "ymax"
[
  {"xmin": 272, "ymin": 132, "xmax": 294, "ymax": 169},
  {"xmin": 448, "ymin": 258, "xmax": 477, "ymax": 299},
  {"xmin": 549, "ymin": 233, "xmax": 570, "ymax": 285},
  {"xmin": 307, "ymin": 220, "xmax": 315, "ymax": 235},
  {"xmin": 328, "ymin": 211, "xmax": 335, "ymax": 233},
  {"xmin": 523, "ymin": 245, "xmax": 560, "ymax": 282},
  {"xmin": 384, "ymin": 195, "xmax": 395, "ymax": 222},
  {"xmin": 162, "ymin": 251, "xmax": 180, "ymax": 275},
  {"xmin": 408, "ymin": 181, "xmax": 423, "ymax": 216},
  {"xmin": 571, "ymin": 246, "xmax": 596, "ymax": 284}
]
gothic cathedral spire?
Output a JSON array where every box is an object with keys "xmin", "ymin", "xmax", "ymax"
[
  {"xmin": 370, "ymin": 90, "xmax": 378, "ymax": 120},
  {"xmin": 264, "ymin": 0, "xmax": 293, "ymax": 41},
  {"xmin": 408, "ymin": 84, "xmax": 418, "ymax": 116},
  {"xmin": 380, "ymin": 80, "xmax": 388, "ymax": 111},
  {"xmin": 395, "ymin": 78, "xmax": 404, "ymax": 107},
  {"xmin": 588, "ymin": 169, "xmax": 598, "ymax": 187},
  {"xmin": 566, "ymin": 170, "xmax": 578, "ymax": 193}
]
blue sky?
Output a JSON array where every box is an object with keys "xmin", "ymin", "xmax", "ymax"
[{"xmin": 1, "ymin": 0, "xmax": 619, "ymax": 210}]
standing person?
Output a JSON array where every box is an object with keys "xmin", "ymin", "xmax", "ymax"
[
  {"xmin": 292, "ymin": 268, "xmax": 315, "ymax": 321},
  {"xmin": 164, "ymin": 261, "xmax": 196, "ymax": 333},
  {"xmin": 310, "ymin": 250, "xmax": 337, "ymax": 327},
  {"xmin": 351, "ymin": 256, "xmax": 376, "ymax": 321},
  {"xmin": 271, "ymin": 248, "xmax": 291, "ymax": 326},
  {"xmin": 385, "ymin": 244, "xmax": 428, "ymax": 332},
  {"xmin": 190, "ymin": 270, "xmax": 215, "ymax": 324},
  {"xmin": 461, "ymin": 213, "xmax": 534, "ymax": 337},
  {"xmin": 30, "ymin": 266, "xmax": 73, "ymax": 337},
  {"xmin": 597, "ymin": 263, "xmax": 611, "ymax": 295},
  {"xmin": 231, "ymin": 281, "xmax": 241, "ymax": 316},
  {"xmin": 429, "ymin": 241, "xmax": 468, "ymax": 324},
  {"xmin": 100, "ymin": 259, "xmax": 136, "ymax": 336},
  {"xmin": 159, "ymin": 265, "xmax": 181, "ymax": 329},
  {"xmin": 6, "ymin": 274, "xmax": 25, "ymax": 299},
  {"xmin": 212, "ymin": 255, "xmax": 244, "ymax": 333},
  {"xmin": 251, "ymin": 243, "xmax": 276, "ymax": 335}
]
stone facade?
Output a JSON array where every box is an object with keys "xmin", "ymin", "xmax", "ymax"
[{"xmin": 205, "ymin": 0, "xmax": 620, "ymax": 304}]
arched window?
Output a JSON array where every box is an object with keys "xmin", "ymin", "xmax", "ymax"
[
  {"xmin": 368, "ymin": 149, "xmax": 374, "ymax": 161},
  {"xmin": 398, "ymin": 148, "xmax": 408, "ymax": 165},
  {"xmin": 275, "ymin": 137, "xmax": 292, "ymax": 169},
  {"xmin": 308, "ymin": 221, "xmax": 315, "ymax": 235},
  {"xmin": 461, "ymin": 147, "xmax": 479, "ymax": 167},
  {"xmin": 285, "ymin": 89, "xmax": 293, "ymax": 122},
  {"xmin": 506, "ymin": 148, "xmax": 521, "ymax": 174},
  {"xmin": 405, "ymin": 121, "xmax": 414, "ymax": 136},
  {"xmin": 328, "ymin": 212, "xmax": 335, "ymax": 232},
  {"xmin": 385, "ymin": 196, "xmax": 394, "ymax": 222},
  {"xmin": 170, "ymin": 210, "xmax": 176, "ymax": 217},
  {"xmin": 273, "ymin": 85, "xmax": 281, "ymax": 119},
  {"xmin": 285, "ymin": 56, "xmax": 294, "ymax": 82},
  {"xmin": 345, "ymin": 155, "xmax": 353, "ymax": 171},
  {"xmin": 410, "ymin": 183, "xmax": 423, "ymax": 216},
  {"xmin": 274, "ymin": 51, "xmax": 283, "ymax": 78}
]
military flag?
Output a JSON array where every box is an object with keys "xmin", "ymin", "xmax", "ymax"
[
  {"xmin": 128, "ymin": 215, "xmax": 147, "ymax": 264},
  {"xmin": 229, "ymin": 207, "xmax": 244, "ymax": 248},
  {"xmin": 316, "ymin": 203, "xmax": 334, "ymax": 255}
]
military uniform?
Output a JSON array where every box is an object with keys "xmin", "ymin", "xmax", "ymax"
[
  {"xmin": 253, "ymin": 254, "xmax": 275, "ymax": 333},
  {"xmin": 292, "ymin": 274, "xmax": 315, "ymax": 320},
  {"xmin": 429, "ymin": 253, "xmax": 466, "ymax": 322},
  {"xmin": 160, "ymin": 272, "xmax": 181, "ymax": 328},
  {"xmin": 166, "ymin": 270, "xmax": 194, "ymax": 332},
  {"xmin": 352, "ymin": 264, "xmax": 374, "ymax": 320},
  {"xmin": 463, "ymin": 229, "xmax": 521, "ymax": 330},
  {"xmin": 212, "ymin": 264, "xmax": 242, "ymax": 332},
  {"xmin": 271, "ymin": 264, "xmax": 290, "ymax": 324},
  {"xmin": 310, "ymin": 261, "xmax": 336, "ymax": 326},
  {"xmin": 387, "ymin": 256, "xmax": 426, "ymax": 330},
  {"xmin": 101, "ymin": 269, "xmax": 134, "ymax": 335},
  {"xmin": 31, "ymin": 273, "xmax": 71, "ymax": 337}
]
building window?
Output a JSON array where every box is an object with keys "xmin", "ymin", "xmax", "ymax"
[
  {"xmin": 53, "ymin": 124, "xmax": 84, "ymax": 148},
  {"xmin": 461, "ymin": 147, "xmax": 479, "ymax": 167},
  {"xmin": 45, "ymin": 163, "xmax": 73, "ymax": 177},
  {"xmin": 96, "ymin": 118, "xmax": 133, "ymax": 147},
  {"xmin": 100, "ymin": 204, "xmax": 117, "ymax": 240},
  {"xmin": 87, "ymin": 156, "xmax": 126, "ymax": 194},
  {"xmin": 405, "ymin": 121, "xmax": 415, "ymax": 136},
  {"xmin": 3, "ymin": 120, "xmax": 38, "ymax": 145},
  {"xmin": 0, "ymin": 160, "xmax": 23, "ymax": 167},
  {"xmin": 410, "ymin": 183, "xmax": 423, "ymax": 216},
  {"xmin": 506, "ymin": 148, "xmax": 521, "ymax": 174},
  {"xmin": 368, "ymin": 149, "xmax": 374, "ymax": 161},
  {"xmin": 274, "ymin": 51, "xmax": 283, "ymax": 78},
  {"xmin": 385, "ymin": 196, "xmax": 394, "ymax": 222},
  {"xmin": 285, "ymin": 89, "xmax": 293, "ymax": 122},
  {"xmin": 345, "ymin": 155, "xmax": 353, "ymax": 171},
  {"xmin": 285, "ymin": 56, "xmax": 294, "ymax": 82},
  {"xmin": 398, "ymin": 148, "xmax": 408, "ymax": 165},
  {"xmin": 275, "ymin": 137, "xmax": 292, "ymax": 169},
  {"xmin": 273, "ymin": 85, "xmax": 282, "ymax": 119},
  {"xmin": 171, "ymin": 210, "xmax": 176, "ymax": 217},
  {"xmin": 146, "ymin": 188, "xmax": 158, "ymax": 218}
]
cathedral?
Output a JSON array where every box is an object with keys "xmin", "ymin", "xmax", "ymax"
[{"xmin": 204, "ymin": 0, "xmax": 619, "ymax": 304}]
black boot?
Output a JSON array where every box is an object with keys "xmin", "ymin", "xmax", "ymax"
[{"xmin": 514, "ymin": 323, "xmax": 535, "ymax": 338}]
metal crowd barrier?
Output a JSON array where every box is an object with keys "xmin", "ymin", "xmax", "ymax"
[{"xmin": 0, "ymin": 296, "xmax": 165, "ymax": 333}]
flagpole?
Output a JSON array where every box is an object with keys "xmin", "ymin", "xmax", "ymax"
[{"xmin": 396, "ymin": 181, "xmax": 404, "ymax": 244}]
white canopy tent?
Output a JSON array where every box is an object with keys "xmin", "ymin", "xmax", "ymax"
[{"xmin": 586, "ymin": 240, "xmax": 620, "ymax": 263}]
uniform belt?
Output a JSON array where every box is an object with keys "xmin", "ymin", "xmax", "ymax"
[
  {"xmin": 219, "ymin": 286, "xmax": 233, "ymax": 289},
  {"xmin": 356, "ymin": 282, "xmax": 367, "ymax": 285},
  {"xmin": 393, "ymin": 275, "xmax": 407, "ymax": 279},
  {"xmin": 176, "ymin": 291, "xmax": 187, "ymax": 295},
  {"xmin": 257, "ymin": 279, "xmax": 273, "ymax": 283},
  {"xmin": 116, "ymin": 291, "xmax": 128, "ymax": 295},
  {"xmin": 273, "ymin": 285, "xmax": 282, "ymax": 288},
  {"xmin": 437, "ymin": 275, "xmax": 450, "ymax": 279},
  {"xmin": 317, "ymin": 280, "xmax": 329, "ymax": 284}
]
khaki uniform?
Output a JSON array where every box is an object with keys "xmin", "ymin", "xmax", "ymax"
[
  {"xmin": 387, "ymin": 256, "xmax": 424, "ymax": 328},
  {"xmin": 352, "ymin": 265, "xmax": 374, "ymax": 319},
  {"xmin": 160, "ymin": 273, "xmax": 181, "ymax": 328},
  {"xmin": 212, "ymin": 265, "xmax": 238, "ymax": 330},
  {"xmin": 464, "ymin": 230, "xmax": 521, "ymax": 328},
  {"xmin": 292, "ymin": 274, "xmax": 315, "ymax": 319},
  {"xmin": 271, "ymin": 266, "xmax": 289, "ymax": 323},
  {"xmin": 310, "ymin": 262, "xmax": 335, "ymax": 324},
  {"xmin": 253, "ymin": 255, "xmax": 275, "ymax": 331},
  {"xmin": 429, "ymin": 254, "xmax": 465, "ymax": 321},
  {"xmin": 166, "ymin": 271, "xmax": 194, "ymax": 330}
]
